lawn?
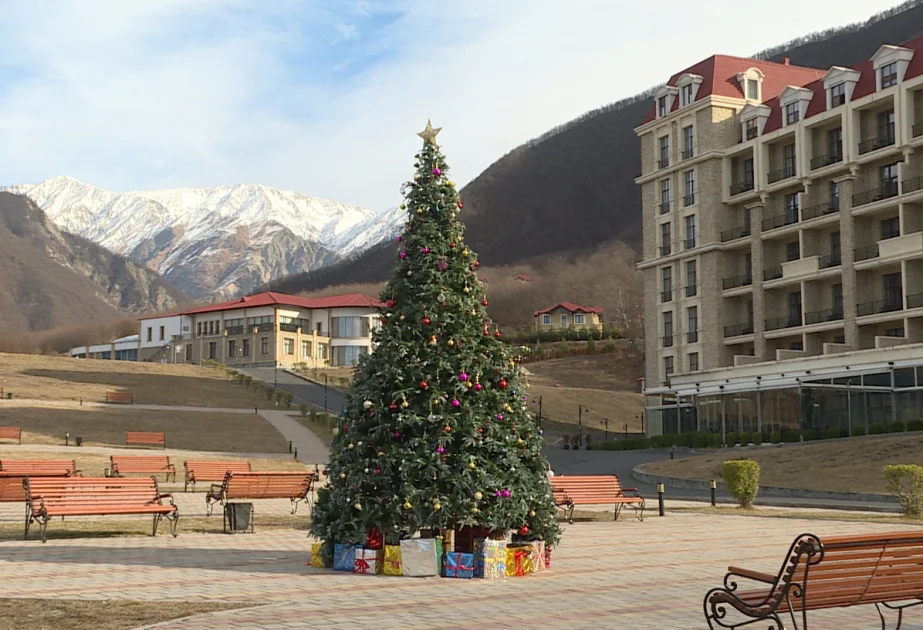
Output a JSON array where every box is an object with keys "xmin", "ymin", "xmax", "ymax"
[
  {"xmin": 0, "ymin": 405, "xmax": 290, "ymax": 453},
  {"xmin": 291, "ymin": 411, "xmax": 336, "ymax": 446},
  {"xmin": 0, "ymin": 352, "xmax": 269, "ymax": 407},
  {"xmin": 0, "ymin": 600, "xmax": 246, "ymax": 630},
  {"xmin": 290, "ymin": 366, "xmax": 354, "ymax": 391},
  {"xmin": 640, "ymin": 433, "xmax": 923, "ymax": 495}
]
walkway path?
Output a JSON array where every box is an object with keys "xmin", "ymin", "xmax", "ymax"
[
  {"xmin": 257, "ymin": 410, "xmax": 330, "ymax": 466},
  {"xmin": 241, "ymin": 367, "xmax": 345, "ymax": 414}
]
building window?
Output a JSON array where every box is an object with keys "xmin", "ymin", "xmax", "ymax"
[
  {"xmin": 197, "ymin": 322, "xmax": 202, "ymax": 336},
  {"xmin": 745, "ymin": 119, "xmax": 758, "ymax": 140},
  {"xmin": 881, "ymin": 163, "xmax": 899, "ymax": 195},
  {"xmin": 333, "ymin": 345, "xmax": 369, "ymax": 367},
  {"xmin": 146, "ymin": 327, "xmax": 152, "ymax": 342},
  {"xmin": 574, "ymin": 313, "xmax": 585, "ymax": 325},
  {"xmin": 658, "ymin": 96, "xmax": 668, "ymax": 117},
  {"xmin": 878, "ymin": 110, "xmax": 896, "ymax": 144},
  {"xmin": 833, "ymin": 283, "xmax": 843, "ymax": 316},
  {"xmin": 784, "ymin": 102, "xmax": 800, "ymax": 125},
  {"xmin": 242, "ymin": 339, "xmax": 250, "ymax": 357},
  {"xmin": 788, "ymin": 291, "xmax": 802, "ymax": 325},
  {"xmin": 247, "ymin": 315, "xmax": 274, "ymax": 332},
  {"xmin": 682, "ymin": 126, "xmax": 694, "ymax": 159},
  {"xmin": 786, "ymin": 240, "xmax": 800, "ymax": 262},
  {"xmin": 332, "ymin": 317, "xmax": 369, "ymax": 338},
  {"xmin": 746, "ymin": 79, "xmax": 759, "ymax": 100},
  {"xmin": 208, "ymin": 342, "xmax": 217, "ymax": 360},
  {"xmin": 283, "ymin": 338, "xmax": 295, "ymax": 355},
  {"xmin": 664, "ymin": 356, "xmax": 674, "ymax": 378},
  {"xmin": 159, "ymin": 326, "xmax": 165, "ymax": 341},
  {"xmin": 318, "ymin": 343, "xmax": 328, "ymax": 360},
  {"xmin": 660, "ymin": 179, "xmax": 671, "ymax": 213},
  {"xmin": 542, "ymin": 314, "xmax": 550, "ymax": 325},
  {"xmin": 830, "ymin": 181, "xmax": 840, "ymax": 210},
  {"xmin": 782, "ymin": 143, "xmax": 796, "ymax": 177},
  {"xmin": 686, "ymin": 260, "xmax": 697, "ymax": 296},
  {"xmin": 301, "ymin": 340, "xmax": 311, "ymax": 357},
  {"xmin": 743, "ymin": 207, "xmax": 752, "ymax": 234},
  {"xmin": 684, "ymin": 215, "xmax": 696, "ymax": 249},
  {"xmin": 744, "ymin": 253, "xmax": 753, "ymax": 279},
  {"xmin": 662, "ymin": 266, "xmax": 672, "ymax": 302},
  {"xmin": 663, "ymin": 311, "xmax": 673, "ymax": 347},
  {"xmin": 560, "ymin": 314, "xmax": 568, "ymax": 327},
  {"xmin": 688, "ymin": 353, "xmax": 699, "ymax": 372},
  {"xmin": 885, "ymin": 327, "xmax": 905, "ymax": 338},
  {"xmin": 261, "ymin": 337, "xmax": 269, "ymax": 355},
  {"xmin": 881, "ymin": 216, "xmax": 900, "ymax": 240},
  {"xmin": 830, "ymin": 231, "xmax": 841, "ymax": 262},
  {"xmin": 228, "ymin": 340, "xmax": 236, "ymax": 358},
  {"xmin": 881, "ymin": 62, "xmax": 898, "ymax": 88},
  {"xmin": 785, "ymin": 193, "xmax": 799, "ymax": 223},
  {"xmin": 828, "ymin": 128, "xmax": 843, "ymax": 161},
  {"xmin": 687, "ymin": 306, "xmax": 698, "ymax": 343},
  {"xmin": 661, "ymin": 222, "xmax": 671, "ymax": 255},
  {"xmin": 884, "ymin": 272, "xmax": 903, "ymax": 308},
  {"xmin": 830, "ymin": 82, "xmax": 846, "ymax": 107},
  {"xmin": 658, "ymin": 136, "xmax": 670, "ymax": 168},
  {"xmin": 683, "ymin": 170, "xmax": 695, "ymax": 206},
  {"xmin": 681, "ymin": 84, "xmax": 693, "ymax": 106}
]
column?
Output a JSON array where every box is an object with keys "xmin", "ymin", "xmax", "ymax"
[
  {"xmin": 751, "ymin": 200, "xmax": 767, "ymax": 360},
  {"xmin": 837, "ymin": 173, "xmax": 859, "ymax": 348}
]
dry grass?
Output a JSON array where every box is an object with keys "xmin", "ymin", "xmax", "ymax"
[
  {"xmin": 526, "ymin": 353, "xmax": 643, "ymax": 391},
  {"xmin": 526, "ymin": 384, "xmax": 644, "ymax": 432},
  {"xmin": 291, "ymin": 413, "xmax": 336, "ymax": 447},
  {"xmin": 0, "ymin": 405, "xmax": 289, "ymax": 453},
  {"xmin": 0, "ymin": 352, "xmax": 268, "ymax": 407},
  {"xmin": 0, "ymin": 599, "xmax": 246, "ymax": 630},
  {"xmin": 670, "ymin": 505, "xmax": 923, "ymax": 526},
  {"xmin": 640, "ymin": 434, "xmax": 923, "ymax": 495}
]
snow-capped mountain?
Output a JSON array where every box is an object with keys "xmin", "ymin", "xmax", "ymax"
[{"xmin": 4, "ymin": 176, "xmax": 403, "ymax": 299}]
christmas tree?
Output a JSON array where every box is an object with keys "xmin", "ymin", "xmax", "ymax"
[{"xmin": 311, "ymin": 120, "xmax": 561, "ymax": 557}]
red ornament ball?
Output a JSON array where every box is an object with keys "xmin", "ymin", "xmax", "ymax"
[
  {"xmin": 519, "ymin": 526, "xmax": 530, "ymax": 535},
  {"xmin": 498, "ymin": 379, "xmax": 508, "ymax": 389},
  {"xmin": 419, "ymin": 381, "xmax": 428, "ymax": 390},
  {"xmin": 494, "ymin": 330, "xmax": 502, "ymax": 338},
  {"xmin": 474, "ymin": 260, "xmax": 480, "ymax": 267},
  {"xmin": 322, "ymin": 469, "xmax": 329, "ymax": 476},
  {"xmin": 423, "ymin": 317, "xmax": 431, "ymax": 325},
  {"xmin": 457, "ymin": 200, "xmax": 464, "ymax": 209},
  {"xmin": 481, "ymin": 300, "xmax": 489, "ymax": 307},
  {"xmin": 449, "ymin": 242, "xmax": 456, "ymax": 248},
  {"xmin": 389, "ymin": 403, "xmax": 398, "ymax": 411},
  {"xmin": 385, "ymin": 299, "xmax": 395, "ymax": 309}
]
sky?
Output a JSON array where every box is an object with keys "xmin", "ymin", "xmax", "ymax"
[{"xmin": 0, "ymin": 0, "xmax": 905, "ymax": 212}]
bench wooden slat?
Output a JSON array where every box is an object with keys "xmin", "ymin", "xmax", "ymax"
[
  {"xmin": 126, "ymin": 431, "xmax": 165, "ymax": 448},
  {"xmin": 183, "ymin": 461, "xmax": 252, "ymax": 492},
  {"xmin": 205, "ymin": 471, "xmax": 315, "ymax": 521},
  {"xmin": 0, "ymin": 460, "xmax": 80, "ymax": 478},
  {"xmin": 106, "ymin": 391, "xmax": 133, "ymax": 404},
  {"xmin": 110, "ymin": 456, "xmax": 176, "ymax": 482},
  {"xmin": 0, "ymin": 427, "xmax": 22, "ymax": 444},
  {"xmin": 550, "ymin": 474, "xmax": 644, "ymax": 522}
]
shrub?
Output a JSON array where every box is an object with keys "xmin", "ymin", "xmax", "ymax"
[
  {"xmin": 299, "ymin": 404, "xmax": 309, "ymax": 417},
  {"xmin": 726, "ymin": 431, "xmax": 738, "ymax": 447},
  {"xmin": 651, "ymin": 435, "xmax": 673, "ymax": 448},
  {"xmin": 693, "ymin": 432, "xmax": 710, "ymax": 448},
  {"xmin": 309, "ymin": 408, "xmax": 318, "ymax": 423},
  {"xmin": 869, "ymin": 423, "xmax": 886, "ymax": 435},
  {"xmin": 707, "ymin": 433, "xmax": 722, "ymax": 448},
  {"xmin": 782, "ymin": 430, "xmax": 800, "ymax": 443},
  {"xmin": 907, "ymin": 420, "xmax": 923, "ymax": 432},
  {"xmin": 243, "ymin": 375, "xmax": 253, "ymax": 389},
  {"xmin": 283, "ymin": 392, "xmax": 294, "ymax": 409},
  {"xmin": 751, "ymin": 432, "xmax": 763, "ymax": 446},
  {"xmin": 722, "ymin": 459, "xmax": 760, "ymax": 508},
  {"xmin": 889, "ymin": 421, "xmax": 907, "ymax": 433},
  {"xmin": 263, "ymin": 385, "xmax": 275, "ymax": 401},
  {"xmin": 584, "ymin": 435, "xmax": 593, "ymax": 450},
  {"xmin": 883, "ymin": 464, "xmax": 923, "ymax": 517},
  {"xmin": 769, "ymin": 431, "xmax": 781, "ymax": 444},
  {"xmin": 586, "ymin": 337, "xmax": 596, "ymax": 353},
  {"xmin": 802, "ymin": 429, "xmax": 820, "ymax": 441},
  {"xmin": 852, "ymin": 424, "xmax": 867, "ymax": 436},
  {"xmin": 824, "ymin": 427, "xmax": 842, "ymax": 440}
]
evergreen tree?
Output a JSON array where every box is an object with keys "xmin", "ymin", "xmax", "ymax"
[{"xmin": 311, "ymin": 121, "xmax": 561, "ymax": 554}]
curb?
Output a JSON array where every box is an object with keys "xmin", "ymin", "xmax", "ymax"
[{"xmin": 631, "ymin": 465, "xmax": 898, "ymax": 505}]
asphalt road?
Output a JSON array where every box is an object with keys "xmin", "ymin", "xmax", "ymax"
[{"xmin": 242, "ymin": 367, "xmax": 346, "ymax": 413}]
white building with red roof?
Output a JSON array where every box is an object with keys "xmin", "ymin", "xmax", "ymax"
[{"xmin": 532, "ymin": 302, "xmax": 603, "ymax": 331}]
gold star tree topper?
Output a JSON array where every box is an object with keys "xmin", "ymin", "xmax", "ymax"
[{"xmin": 417, "ymin": 119, "xmax": 442, "ymax": 147}]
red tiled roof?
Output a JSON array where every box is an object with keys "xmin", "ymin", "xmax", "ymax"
[
  {"xmin": 514, "ymin": 274, "xmax": 533, "ymax": 281},
  {"xmin": 642, "ymin": 56, "xmax": 825, "ymax": 124},
  {"xmin": 533, "ymin": 302, "xmax": 604, "ymax": 316},
  {"xmin": 178, "ymin": 291, "xmax": 383, "ymax": 316}
]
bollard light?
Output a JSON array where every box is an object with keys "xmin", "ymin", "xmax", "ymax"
[
  {"xmin": 710, "ymin": 479, "xmax": 717, "ymax": 507},
  {"xmin": 294, "ymin": 447, "xmax": 299, "ymax": 460},
  {"xmin": 65, "ymin": 432, "xmax": 70, "ymax": 446},
  {"xmin": 288, "ymin": 440, "xmax": 293, "ymax": 453},
  {"xmin": 657, "ymin": 483, "xmax": 665, "ymax": 517}
]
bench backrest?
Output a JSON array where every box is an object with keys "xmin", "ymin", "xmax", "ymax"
[
  {"xmin": 112, "ymin": 455, "xmax": 172, "ymax": 472},
  {"xmin": 781, "ymin": 531, "xmax": 923, "ymax": 609},
  {"xmin": 126, "ymin": 431, "xmax": 165, "ymax": 447},
  {"xmin": 0, "ymin": 460, "xmax": 78, "ymax": 476},
  {"xmin": 0, "ymin": 477, "xmax": 27, "ymax": 502},
  {"xmin": 222, "ymin": 471, "xmax": 314, "ymax": 500},
  {"xmin": 107, "ymin": 391, "xmax": 134, "ymax": 403},
  {"xmin": 24, "ymin": 476, "xmax": 162, "ymax": 511},
  {"xmin": 0, "ymin": 427, "xmax": 22, "ymax": 440},
  {"xmin": 551, "ymin": 475, "xmax": 626, "ymax": 503},
  {"xmin": 185, "ymin": 461, "xmax": 252, "ymax": 480}
]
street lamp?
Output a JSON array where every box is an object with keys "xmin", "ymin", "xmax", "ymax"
[
  {"xmin": 603, "ymin": 416, "xmax": 609, "ymax": 442},
  {"xmin": 578, "ymin": 405, "xmax": 590, "ymax": 448},
  {"xmin": 324, "ymin": 374, "xmax": 328, "ymax": 412},
  {"xmin": 531, "ymin": 396, "xmax": 543, "ymax": 430}
]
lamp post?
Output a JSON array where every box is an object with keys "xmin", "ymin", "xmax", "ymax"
[
  {"xmin": 578, "ymin": 405, "xmax": 589, "ymax": 448},
  {"xmin": 532, "ymin": 396, "xmax": 543, "ymax": 430},
  {"xmin": 324, "ymin": 374, "xmax": 328, "ymax": 413},
  {"xmin": 603, "ymin": 416, "xmax": 609, "ymax": 442}
]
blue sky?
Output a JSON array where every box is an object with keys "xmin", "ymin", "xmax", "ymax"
[{"xmin": 0, "ymin": 0, "xmax": 904, "ymax": 211}]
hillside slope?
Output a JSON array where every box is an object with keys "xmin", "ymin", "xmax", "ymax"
[
  {"xmin": 275, "ymin": 1, "xmax": 923, "ymax": 292},
  {"xmin": 0, "ymin": 192, "xmax": 185, "ymax": 333}
]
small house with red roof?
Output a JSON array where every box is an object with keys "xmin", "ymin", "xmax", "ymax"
[
  {"xmin": 533, "ymin": 302, "xmax": 603, "ymax": 331},
  {"xmin": 514, "ymin": 274, "xmax": 533, "ymax": 282},
  {"xmin": 136, "ymin": 291, "xmax": 383, "ymax": 368}
]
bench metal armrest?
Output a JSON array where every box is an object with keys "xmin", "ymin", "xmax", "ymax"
[
  {"xmin": 725, "ymin": 566, "xmax": 776, "ymax": 586},
  {"xmin": 157, "ymin": 493, "xmax": 175, "ymax": 506},
  {"xmin": 622, "ymin": 488, "xmax": 643, "ymax": 497}
]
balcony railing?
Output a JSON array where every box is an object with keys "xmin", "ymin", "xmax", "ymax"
[
  {"xmin": 722, "ymin": 274, "xmax": 753, "ymax": 290},
  {"xmin": 225, "ymin": 326, "xmax": 245, "ymax": 336},
  {"xmin": 729, "ymin": 179, "xmax": 755, "ymax": 196},
  {"xmin": 682, "ymin": 147, "xmax": 695, "ymax": 160},
  {"xmin": 857, "ymin": 298, "xmax": 903, "ymax": 317},
  {"xmin": 763, "ymin": 266, "xmax": 783, "ymax": 282},
  {"xmin": 685, "ymin": 284, "xmax": 697, "ymax": 297},
  {"xmin": 804, "ymin": 308, "xmax": 844, "ymax": 325},
  {"xmin": 858, "ymin": 131, "xmax": 895, "ymax": 155},
  {"xmin": 853, "ymin": 181, "xmax": 899, "ymax": 207},
  {"xmin": 720, "ymin": 225, "xmax": 751, "ymax": 242},
  {"xmin": 724, "ymin": 322, "xmax": 754, "ymax": 338},
  {"xmin": 659, "ymin": 244, "xmax": 672, "ymax": 256},
  {"xmin": 658, "ymin": 201, "xmax": 671, "ymax": 214},
  {"xmin": 765, "ymin": 315, "xmax": 802, "ymax": 331},
  {"xmin": 762, "ymin": 212, "xmax": 798, "ymax": 231},
  {"xmin": 251, "ymin": 322, "xmax": 274, "ymax": 333},
  {"xmin": 683, "ymin": 193, "xmax": 696, "ymax": 206},
  {"xmin": 810, "ymin": 150, "xmax": 843, "ymax": 170},
  {"xmin": 907, "ymin": 293, "xmax": 923, "ymax": 309},
  {"xmin": 903, "ymin": 176, "xmax": 923, "ymax": 195},
  {"xmin": 819, "ymin": 253, "xmax": 842, "ymax": 269},
  {"xmin": 279, "ymin": 323, "xmax": 300, "ymax": 333},
  {"xmin": 172, "ymin": 334, "xmax": 193, "ymax": 341},
  {"xmin": 854, "ymin": 243, "xmax": 880, "ymax": 262},
  {"xmin": 663, "ymin": 335, "xmax": 674, "ymax": 348},
  {"xmin": 684, "ymin": 237, "xmax": 696, "ymax": 250},
  {"xmin": 767, "ymin": 165, "xmax": 796, "ymax": 184},
  {"xmin": 914, "ymin": 122, "xmax": 923, "ymax": 138},
  {"xmin": 687, "ymin": 330, "xmax": 699, "ymax": 343},
  {"xmin": 800, "ymin": 200, "xmax": 839, "ymax": 221},
  {"xmin": 661, "ymin": 290, "xmax": 673, "ymax": 303},
  {"xmin": 658, "ymin": 156, "xmax": 670, "ymax": 169}
]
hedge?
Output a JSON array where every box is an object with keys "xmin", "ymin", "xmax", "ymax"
[
  {"xmin": 884, "ymin": 464, "xmax": 923, "ymax": 516},
  {"xmin": 723, "ymin": 460, "xmax": 761, "ymax": 508}
]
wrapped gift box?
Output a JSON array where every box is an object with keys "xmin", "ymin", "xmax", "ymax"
[
  {"xmin": 354, "ymin": 548, "xmax": 382, "ymax": 575},
  {"xmin": 310, "ymin": 542, "xmax": 327, "ymax": 568},
  {"xmin": 441, "ymin": 529, "xmax": 455, "ymax": 554},
  {"xmin": 506, "ymin": 544, "xmax": 531, "ymax": 577},
  {"xmin": 544, "ymin": 545, "xmax": 552, "ymax": 569},
  {"xmin": 400, "ymin": 538, "xmax": 440, "ymax": 577},
  {"xmin": 473, "ymin": 539, "xmax": 506, "ymax": 579},
  {"xmin": 444, "ymin": 552, "xmax": 475, "ymax": 578},
  {"xmin": 435, "ymin": 537, "xmax": 444, "ymax": 575},
  {"xmin": 383, "ymin": 544, "xmax": 403, "ymax": 576},
  {"xmin": 334, "ymin": 543, "xmax": 360, "ymax": 571},
  {"xmin": 455, "ymin": 526, "xmax": 493, "ymax": 553},
  {"xmin": 529, "ymin": 541, "xmax": 546, "ymax": 573}
]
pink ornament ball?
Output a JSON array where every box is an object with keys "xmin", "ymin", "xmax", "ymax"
[
  {"xmin": 502, "ymin": 489, "xmax": 511, "ymax": 498},
  {"xmin": 437, "ymin": 446, "xmax": 445, "ymax": 454},
  {"xmin": 433, "ymin": 168, "xmax": 442, "ymax": 176},
  {"xmin": 495, "ymin": 490, "xmax": 502, "ymax": 497},
  {"xmin": 399, "ymin": 251, "xmax": 407, "ymax": 259},
  {"xmin": 437, "ymin": 260, "xmax": 448, "ymax": 271},
  {"xmin": 497, "ymin": 413, "xmax": 504, "ymax": 421},
  {"xmin": 392, "ymin": 431, "xmax": 401, "ymax": 439},
  {"xmin": 452, "ymin": 399, "xmax": 461, "ymax": 408},
  {"xmin": 374, "ymin": 468, "xmax": 381, "ymax": 475},
  {"xmin": 473, "ymin": 383, "xmax": 483, "ymax": 391},
  {"xmin": 459, "ymin": 372, "xmax": 468, "ymax": 382},
  {"xmin": 395, "ymin": 235, "xmax": 402, "ymax": 242},
  {"xmin": 423, "ymin": 247, "xmax": 431, "ymax": 254}
]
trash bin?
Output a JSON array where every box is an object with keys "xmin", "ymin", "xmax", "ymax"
[
  {"xmin": 224, "ymin": 503, "xmax": 253, "ymax": 533},
  {"xmin": 75, "ymin": 437, "xmax": 83, "ymax": 447}
]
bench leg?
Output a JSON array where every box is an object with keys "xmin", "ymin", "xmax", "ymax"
[
  {"xmin": 613, "ymin": 504, "xmax": 622, "ymax": 521},
  {"xmin": 636, "ymin": 499, "xmax": 645, "ymax": 522},
  {"xmin": 877, "ymin": 602, "xmax": 910, "ymax": 630},
  {"xmin": 567, "ymin": 502, "xmax": 575, "ymax": 524},
  {"xmin": 39, "ymin": 516, "xmax": 50, "ymax": 543},
  {"xmin": 250, "ymin": 504, "xmax": 256, "ymax": 534},
  {"xmin": 24, "ymin": 506, "xmax": 31, "ymax": 540},
  {"xmin": 152, "ymin": 514, "xmax": 162, "ymax": 536},
  {"xmin": 206, "ymin": 497, "xmax": 218, "ymax": 517},
  {"xmin": 168, "ymin": 509, "xmax": 179, "ymax": 537}
]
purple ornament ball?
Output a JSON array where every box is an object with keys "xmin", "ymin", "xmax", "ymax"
[
  {"xmin": 459, "ymin": 372, "xmax": 468, "ymax": 382},
  {"xmin": 436, "ymin": 446, "xmax": 445, "ymax": 454},
  {"xmin": 497, "ymin": 413, "xmax": 504, "ymax": 421},
  {"xmin": 451, "ymin": 399, "xmax": 461, "ymax": 408},
  {"xmin": 433, "ymin": 168, "xmax": 442, "ymax": 176},
  {"xmin": 399, "ymin": 251, "xmax": 407, "ymax": 259},
  {"xmin": 423, "ymin": 247, "xmax": 431, "ymax": 254},
  {"xmin": 395, "ymin": 235, "xmax": 402, "ymax": 242},
  {"xmin": 502, "ymin": 489, "xmax": 511, "ymax": 498}
]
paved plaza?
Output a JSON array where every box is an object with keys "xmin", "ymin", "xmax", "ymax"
[{"xmin": 2, "ymin": 512, "xmax": 922, "ymax": 629}]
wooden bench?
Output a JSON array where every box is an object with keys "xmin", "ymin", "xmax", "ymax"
[
  {"xmin": 106, "ymin": 390, "xmax": 134, "ymax": 404},
  {"xmin": 205, "ymin": 471, "xmax": 315, "ymax": 528},
  {"xmin": 23, "ymin": 476, "xmax": 178, "ymax": 542},
  {"xmin": 126, "ymin": 431, "xmax": 165, "ymax": 449},
  {"xmin": 0, "ymin": 427, "xmax": 22, "ymax": 444},
  {"xmin": 0, "ymin": 460, "xmax": 80, "ymax": 477},
  {"xmin": 551, "ymin": 474, "xmax": 645, "ymax": 523},
  {"xmin": 704, "ymin": 530, "xmax": 923, "ymax": 629},
  {"xmin": 183, "ymin": 460, "xmax": 252, "ymax": 492},
  {"xmin": 109, "ymin": 455, "xmax": 176, "ymax": 482}
]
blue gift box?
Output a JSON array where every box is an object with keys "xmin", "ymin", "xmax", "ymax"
[
  {"xmin": 334, "ymin": 543, "xmax": 360, "ymax": 571},
  {"xmin": 444, "ymin": 552, "xmax": 475, "ymax": 578}
]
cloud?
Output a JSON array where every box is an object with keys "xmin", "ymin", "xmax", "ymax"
[{"xmin": 0, "ymin": 0, "xmax": 904, "ymax": 211}]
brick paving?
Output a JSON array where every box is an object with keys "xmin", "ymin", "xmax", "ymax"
[{"xmin": 2, "ymin": 513, "xmax": 922, "ymax": 629}]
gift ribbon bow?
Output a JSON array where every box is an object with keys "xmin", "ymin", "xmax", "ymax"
[
  {"xmin": 446, "ymin": 562, "xmax": 474, "ymax": 576},
  {"xmin": 389, "ymin": 559, "xmax": 401, "ymax": 568},
  {"xmin": 355, "ymin": 558, "xmax": 372, "ymax": 572}
]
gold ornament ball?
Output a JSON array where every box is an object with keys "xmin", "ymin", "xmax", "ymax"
[
  {"xmin": 517, "ymin": 438, "xmax": 524, "ymax": 445},
  {"xmin": 354, "ymin": 503, "xmax": 362, "ymax": 510},
  {"xmin": 529, "ymin": 509, "xmax": 536, "ymax": 517},
  {"xmin": 468, "ymin": 461, "xmax": 476, "ymax": 469},
  {"xmin": 463, "ymin": 287, "xmax": 470, "ymax": 293},
  {"xmin": 450, "ymin": 212, "xmax": 456, "ymax": 219},
  {"xmin": 447, "ymin": 339, "xmax": 454, "ymax": 346},
  {"xmin": 339, "ymin": 473, "xmax": 346, "ymax": 479},
  {"xmin": 417, "ymin": 208, "xmax": 423, "ymax": 214},
  {"xmin": 401, "ymin": 401, "xmax": 409, "ymax": 408},
  {"xmin": 347, "ymin": 443, "xmax": 354, "ymax": 450},
  {"xmin": 433, "ymin": 502, "xmax": 442, "ymax": 511},
  {"xmin": 403, "ymin": 500, "xmax": 413, "ymax": 509},
  {"xmin": 471, "ymin": 506, "xmax": 479, "ymax": 513},
  {"xmin": 399, "ymin": 203, "xmax": 406, "ymax": 210},
  {"xmin": 465, "ymin": 381, "xmax": 473, "ymax": 389},
  {"xmin": 331, "ymin": 427, "xmax": 340, "ymax": 437},
  {"xmin": 474, "ymin": 491, "xmax": 483, "ymax": 500}
]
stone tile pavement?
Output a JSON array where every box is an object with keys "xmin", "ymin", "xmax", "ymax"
[{"xmin": 2, "ymin": 513, "xmax": 923, "ymax": 629}]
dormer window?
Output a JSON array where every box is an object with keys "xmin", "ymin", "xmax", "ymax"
[
  {"xmin": 658, "ymin": 96, "xmax": 668, "ymax": 117},
  {"xmin": 784, "ymin": 102, "xmax": 800, "ymax": 125},
  {"xmin": 745, "ymin": 119, "xmax": 758, "ymax": 140},
  {"xmin": 823, "ymin": 67, "xmax": 860, "ymax": 110},
  {"xmin": 681, "ymin": 84, "xmax": 693, "ymax": 107},
  {"xmin": 747, "ymin": 80, "xmax": 759, "ymax": 100},
  {"xmin": 779, "ymin": 86, "xmax": 813, "ymax": 128},
  {"xmin": 881, "ymin": 62, "xmax": 898, "ymax": 88},
  {"xmin": 737, "ymin": 68, "xmax": 765, "ymax": 103},
  {"xmin": 830, "ymin": 83, "xmax": 846, "ymax": 107},
  {"xmin": 871, "ymin": 45, "xmax": 913, "ymax": 91},
  {"xmin": 675, "ymin": 73, "xmax": 703, "ymax": 109}
]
